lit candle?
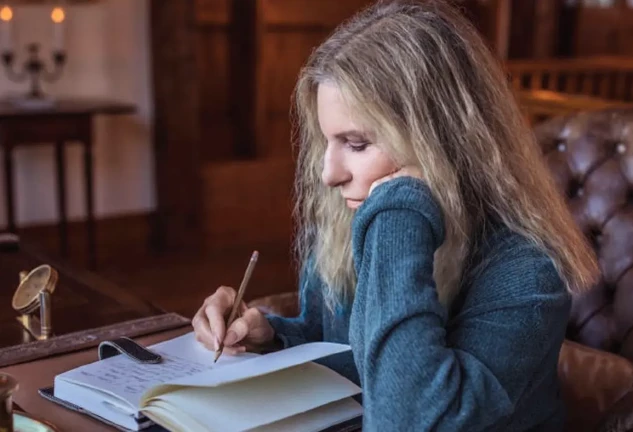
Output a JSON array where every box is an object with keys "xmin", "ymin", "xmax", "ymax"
[
  {"xmin": 0, "ymin": 5, "xmax": 13, "ymax": 53},
  {"xmin": 51, "ymin": 6, "xmax": 65, "ymax": 53}
]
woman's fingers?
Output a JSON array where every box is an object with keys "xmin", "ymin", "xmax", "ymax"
[
  {"xmin": 224, "ymin": 307, "xmax": 269, "ymax": 346},
  {"xmin": 220, "ymin": 345, "xmax": 247, "ymax": 356},
  {"xmin": 192, "ymin": 308, "xmax": 215, "ymax": 350},
  {"xmin": 192, "ymin": 287, "xmax": 273, "ymax": 356},
  {"xmin": 192, "ymin": 286, "xmax": 237, "ymax": 350}
]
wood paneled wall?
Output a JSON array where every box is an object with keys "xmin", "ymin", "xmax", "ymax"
[
  {"xmin": 152, "ymin": 0, "xmax": 374, "ymax": 250},
  {"xmin": 195, "ymin": 0, "xmax": 256, "ymax": 161},
  {"xmin": 254, "ymin": 0, "xmax": 373, "ymax": 157},
  {"xmin": 573, "ymin": 2, "xmax": 633, "ymax": 56},
  {"xmin": 150, "ymin": 0, "xmax": 203, "ymax": 251},
  {"xmin": 193, "ymin": 0, "xmax": 373, "ymax": 162},
  {"xmin": 151, "ymin": 0, "xmax": 577, "ymax": 251},
  {"xmin": 201, "ymin": 0, "xmax": 373, "ymax": 249},
  {"xmin": 508, "ymin": 0, "xmax": 563, "ymax": 59}
]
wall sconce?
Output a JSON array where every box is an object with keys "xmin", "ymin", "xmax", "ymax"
[{"xmin": 0, "ymin": 2, "xmax": 68, "ymax": 107}]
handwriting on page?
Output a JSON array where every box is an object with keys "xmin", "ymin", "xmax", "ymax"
[
  {"xmin": 68, "ymin": 351, "xmax": 211, "ymax": 406},
  {"xmin": 92, "ymin": 353, "xmax": 206, "ymax": 397},
  {"xmin": 61, "ymin": 333, "xmax": 256, "ymax": 407}
]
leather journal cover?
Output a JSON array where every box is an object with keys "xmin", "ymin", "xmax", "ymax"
[{"xmin": 38, "ymin": 386, "xmax": 166, "ymax": 432}]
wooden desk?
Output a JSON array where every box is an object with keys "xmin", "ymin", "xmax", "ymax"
[
  {"xmin": 0, "ymin": 240, "xmax": 163, "ymax": 353},
  {"xmin": 0, "ymin": 98, "xmax": 136, "ymax": 269}
]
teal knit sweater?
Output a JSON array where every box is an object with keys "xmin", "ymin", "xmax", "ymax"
[{"xmin": 267, "ymin": 177, "xmax": 570, "ymax": 431}]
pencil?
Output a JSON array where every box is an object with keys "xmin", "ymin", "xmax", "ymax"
[{"xmin": 214, "ymin": 250, "xmax": 259, "ymax": 363}]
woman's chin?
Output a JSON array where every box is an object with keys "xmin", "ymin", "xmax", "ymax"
[{"xmin": 346, "ymin": 199, "xmax": 363, "ymax": 209}]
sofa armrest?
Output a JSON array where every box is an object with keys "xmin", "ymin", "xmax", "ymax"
[{"xmin": 559, "ymin": 340, "xmax": 633, "ymax": 432}]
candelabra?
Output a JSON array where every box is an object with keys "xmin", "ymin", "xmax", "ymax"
[{"xmin": 2, "ymin": 42, "xmax": 66, "ymax": 102}]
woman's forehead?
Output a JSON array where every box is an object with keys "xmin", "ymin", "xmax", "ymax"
[{"xmin": 317, "ymin": 83, "xmax": 373, "ymax": 137}]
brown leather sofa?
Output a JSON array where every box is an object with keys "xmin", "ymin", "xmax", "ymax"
[
  {"xmin": 248, "ymin": 108, "xmax": 633, "ymax": 432},
  {"xmin": 535, "ymin": 109, "xmax": 633, "ymax": 360}
]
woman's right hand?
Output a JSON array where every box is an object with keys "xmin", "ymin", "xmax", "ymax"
[{"xmin": 192, "ymin": 286, "xmax": 275, "ymax": 355}]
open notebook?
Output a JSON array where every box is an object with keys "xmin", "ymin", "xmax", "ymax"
[{"xmin": 51, "ymin": 332, "xmax": 362, "ymax": 432}]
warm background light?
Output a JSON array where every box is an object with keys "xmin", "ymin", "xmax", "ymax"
[
  {"xmin": 51, "ymin": 7, "xmax": 65, "ymax": 24},
  {"xmin": 0, "ymin": 6, "xmax": 13, "ymax": 22}
]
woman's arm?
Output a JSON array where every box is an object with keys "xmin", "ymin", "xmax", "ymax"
[
  {"xmin": 351, "ymin": 177, "xmax": 569, "ymax": 431},
  {"xmin": 267, "ymin": 259, "xmax": 361, "ymax": 386},
  {"xmin": 266, "ymin": 259, "xmax": 325, "ymax": 348}
]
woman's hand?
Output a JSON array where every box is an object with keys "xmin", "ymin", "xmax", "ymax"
[
  {"xmin": 192, "ymin": 286, "xmax": 275, "ymax": 355},
  {"xmin": 369, "ymin": 166, "xmax": 424, "ymax": 196}
]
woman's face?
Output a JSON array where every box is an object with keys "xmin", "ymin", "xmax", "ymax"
[{"xmin": 317, "ymin": 83, "xmax": 398, "ymax": 210}]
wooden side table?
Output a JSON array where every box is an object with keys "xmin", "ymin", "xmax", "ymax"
[{"xmin": 0, "ymin": 98, "xmax": 136, "ymax": 269}]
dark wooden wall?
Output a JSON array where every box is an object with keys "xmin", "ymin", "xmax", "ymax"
[
  {"xmin": 151, "ymin": 0, "xmax": 633, "ymax": 253},
  {"xmin": 508, "ymin": 0, "xmax": 633, "ymax": 59},
  {"xmin": 254, "ymin": 0, "xmax": 373, "ymax": 157},
  {"xmin": 507, "ymin": 0, "xmax": 563, "ymax": 59},
  {"xmin": 573, "ymin": 1, "xmax": 633, "ymax": 56},
  {"xmin": 196, "ymin": 0, "xmax": 258, "ymax": 161},
  {"xmin": 150, "ymin": 0, "xmax": 202, "ymax": 252},
  {"xmin": 152, "ymin": 0, "xmax": 374, "ymax": 252},
  {"xmin": 192, "ymin": 0, "xmax": 377, "ymax": 163}
]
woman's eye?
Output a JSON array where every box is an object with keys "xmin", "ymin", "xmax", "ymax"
[{"xmin": 347, "ymin": 141, "xmax": 369, "ymax": 152}]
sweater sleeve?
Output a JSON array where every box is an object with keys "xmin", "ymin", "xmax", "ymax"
[
  {"xmin": 267, "ymin": 259, "xmax": 362, "ymax": 387},
  {"xmin": 350, "ymin": 177, "xmax": 570, "ymax": 431},
  {"xmin": 265, "ymin": 259, "xmax": 324, "ymax": 349}
]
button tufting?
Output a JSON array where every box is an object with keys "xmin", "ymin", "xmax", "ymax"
[
  {"xmin": 577, "ymin": 187, "xmax": 584, "ymax": 197},
  {"xmin": 557, "ymin": 142, "xmax": 567, "ymax": 152},
  {"xmin": 617, "ymin": 143, "xmax": 627, "ymax": 154}
]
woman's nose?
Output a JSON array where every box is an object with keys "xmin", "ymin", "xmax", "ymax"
[{"xmin": 321, "ymin": 145, "xmax": 350, "ymax": 187}]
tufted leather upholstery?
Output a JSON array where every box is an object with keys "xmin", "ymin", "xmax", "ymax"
[{"xmin": 534, "ymin": 108, "xmax": 633, "ymax": 361}]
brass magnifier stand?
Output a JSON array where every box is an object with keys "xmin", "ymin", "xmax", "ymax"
[{"xmin": 11, "ymin": 264, "xmax": 57, "ymax": 340}]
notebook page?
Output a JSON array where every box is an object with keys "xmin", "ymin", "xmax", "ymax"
[
  {"xmin": 164, "ymin": 341, "xmax": 352, "ymax": 388},
  {"xmin": 249, "ymin": 398, "xmax": 363, "ymax": 432},
  {"xmin": 57, "ymin": 332, "xmax": 257, "ymax": 407},
  {"xmin": 141, "ymin": 362, "xmax": 362, "ymax": 432}
]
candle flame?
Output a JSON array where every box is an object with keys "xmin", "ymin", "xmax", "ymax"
[
  {"xmin": 51, "ymin": 7, "xmax": 65, "ymax": 24},
  {"xmin": 0, "ymin": 6, "xmax": 13, "ymax": 22}
]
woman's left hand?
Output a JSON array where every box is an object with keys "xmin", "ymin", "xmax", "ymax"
[{"xmin": 369, "ymin": 166, "xmax": 424, "ymax": 196}]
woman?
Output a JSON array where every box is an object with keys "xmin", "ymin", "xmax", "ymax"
[{"xmin": 193, "ymin": 0, "xmax": 599, "ymax": 430}]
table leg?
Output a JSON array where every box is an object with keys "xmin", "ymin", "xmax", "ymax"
[
  {"xmin": 83, "ymin": 141, "xmax": 96, "ymax": 269},
  {"xmin": 55, "ymin": 141, "xmax": 68, "ymax": 256},
  {"xmin": 3, "ymin": 145, "xmax": 15, "ymax": 233}
]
